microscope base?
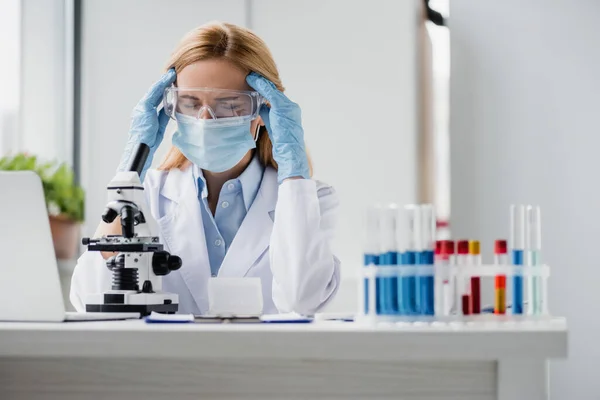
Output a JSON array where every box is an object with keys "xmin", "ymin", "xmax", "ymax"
[
  {"xmin": 86, "ymin": 303, "xmax": 178, "ymax": 316},
  {"xmin": 86, "ymin": 292, "xmax": 180, "ymax": 316}
]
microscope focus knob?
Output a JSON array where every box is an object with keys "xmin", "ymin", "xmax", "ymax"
[
  {"xmin": 169, "ymin": 255, "xmax": 182, "ymax": 271},
  {"xmin": 106, "ymin": 254, "xmax": 126, "ymax": 271},
  {"xmin": 152, "ymin": 251, "xmax": 182, "ymax": 276}
]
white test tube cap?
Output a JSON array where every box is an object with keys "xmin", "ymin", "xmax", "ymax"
[
  {"xmin": 364, "ymin": 204, "xmax": 381, "ymax": 254},
  {"xmin": 419, "ymin": 204, "xmax": 435, "ymax": 251},
  {"xmin": 402, "ymin": 204, "xmax": 418, "ymax": 252},
  {"xmin": 510, "ymin": 204, "xmax": 525, "ymax": 249},
  {"xmin": 380, "ymin": 203, "xmax": 398, "ymax": 253},
  {"xmin": 395, "ymin": 206, "xmax": 407, "ymax": 253},
  {"xmin": 526, "ymin": 205, "xmax": 542, "ymax": 251}
]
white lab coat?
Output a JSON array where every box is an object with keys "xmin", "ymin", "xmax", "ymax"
[{"xmin": 70, "ymin": 165, "xmax": 341, "ymax": 315}]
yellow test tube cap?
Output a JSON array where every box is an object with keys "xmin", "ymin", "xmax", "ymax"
[{"xmin": 468, "ymin": 240, "xmax": 480, "ymax": 255}]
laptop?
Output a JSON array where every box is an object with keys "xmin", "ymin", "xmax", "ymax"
[{"xmin": 0, "ymin": 171, "xmax": 139, "ymax": 322}]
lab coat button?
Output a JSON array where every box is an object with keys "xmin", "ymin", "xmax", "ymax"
[
  {"xmin": 211, "ymin": 273, "xmax": 217, "ymax": 277},
  {"xmin": 214, "ymin": 239, "xmax": 222, "ymax": 246},
  {"xmin": 227, "ymin": 183, "xmax": 235, "ymax": 190},
  {"xmin": 221, "ymin": 201, "xmax": 229, "ymax": 208}
]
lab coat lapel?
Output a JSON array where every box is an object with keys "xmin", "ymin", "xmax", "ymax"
[
  {"xmin": 158, "ymin": 166, "xmax": 211, "ymax": 311},
  {"xmin": 218, "ymin": 168, "xmax": 278, "ymax": 277}
]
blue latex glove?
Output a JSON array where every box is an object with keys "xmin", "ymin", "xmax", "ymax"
[
  {"xmin": 117, "ymin": 69, "xmax": 176, "ymax": 181},
  {"xmin": 246, "ymin": 72, "xmax": 310, "ymax": 184}
]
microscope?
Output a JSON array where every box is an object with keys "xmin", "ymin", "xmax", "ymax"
[{"xmin": 82, "ymin": 143, "xmax": 182, "ymax": 315}]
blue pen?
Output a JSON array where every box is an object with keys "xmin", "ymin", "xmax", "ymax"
[
  {"xmin": 363, "ymin": 204, "xmax": 381, "ymax": 315},
  {"xmin": 416, "ymin": 205, "xmax": 435, "ymax": 316},
  {"xmin": 510, "ymin": 205, "xmax": 525, "ymax": 315},
  {"xmin": 378, "ymin": 204, "xmax": 399, "ymax": 315}
]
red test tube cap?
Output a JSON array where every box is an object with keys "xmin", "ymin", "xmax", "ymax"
[
  {"xmin": 441, "ymin": 240, "xmax": 455, "ymax": 255},
  {"xmin": 494, "ymin": 240, "xmax": 508, "ymax": 254},
  {"xmin": 495, "ymin": 275, "xmax": 506, "ymax": 288},
  {"xmin": 435, "ymin": 240, "xmax": 442, "ymax": 255},
  {"xmin": 457, "ymin": 240, "xmax": 469, "ymax": 255}
]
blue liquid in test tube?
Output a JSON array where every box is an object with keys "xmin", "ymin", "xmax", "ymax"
[
  {"xmin": 379, "ymin": 252, "xmax": 398, "ymax": 314},
  {"xmin": 511, "ymin": 205, "xmax": 525, "ymax": 315},
  {"xmin": 401, "ymin": 250, "xmax": 416, "ymax": 315},
  {"xmin": 398, "ymin": 205, "xmax": 418, "ymax": 315},
  {"xmin": 416, "ymin": 204, "xmax": 435, "ymax": 316},
  {"xmin": 378, "ymin": 204, "xmax": 399, "ymax": 315}
]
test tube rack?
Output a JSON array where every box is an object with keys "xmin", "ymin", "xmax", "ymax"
[{"xmin": 357, "ymin": 263, "xmax": 550, "ymax": 324}]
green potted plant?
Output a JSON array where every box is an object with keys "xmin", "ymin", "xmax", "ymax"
[{"xmin": 0, "ymin": 153, "xmax": 85, "ymax": 259}]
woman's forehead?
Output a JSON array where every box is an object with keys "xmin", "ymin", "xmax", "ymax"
[{"xmin": 176, "ymin": 59, "xmax": 252, "ymax": 91}]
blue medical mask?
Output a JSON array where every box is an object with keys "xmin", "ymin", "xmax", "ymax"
[{"xmin": 172, "ymin": 114, "xmax": 258, "ymax": 173}]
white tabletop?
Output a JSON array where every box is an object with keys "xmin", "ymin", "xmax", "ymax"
[{"xmin": 0, "ymin": 318, "xmax": 567, "ymax": 361}]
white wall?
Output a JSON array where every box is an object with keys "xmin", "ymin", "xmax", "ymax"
[
  {"xmin": 0, "ymin": 0, "xmax": 20, "ymax": 154},
  {"xmin": 450, "ymin": 1, "xmax": 600, "ymax": 398},
  {"xmin": 19, "ymin": 0, "xmax": 71, "ymax": 162},
  {"xmin": 80, "ymin": 0, "xmax": 422, "ymax": 312}
]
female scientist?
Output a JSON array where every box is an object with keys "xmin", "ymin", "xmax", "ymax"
[{"xmin": 70, "ymin": 22, "xmax": 340, "ymax": 315}]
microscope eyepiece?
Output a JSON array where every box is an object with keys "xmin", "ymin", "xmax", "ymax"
[{"xmin": 127, "ymin": 143, "xmax": 150, "ymax": 177}]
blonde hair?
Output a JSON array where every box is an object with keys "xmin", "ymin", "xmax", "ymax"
[{"xmin": 159, "ymin": 21, "xmax": 311, "ymax": 174}]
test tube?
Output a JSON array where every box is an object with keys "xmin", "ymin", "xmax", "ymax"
[
  {"xmin": 494, "ymin": 240, "xmax": 509, "ymax": 265},
  {"xmin": 434, "ymin": 240, "xmax": 445, "ymax": 317},
  {"xmin": 363, "ymin": 204, "xmax": 381, "ymax": 315},
  {"xmin": 469, "ymin": 240, "xmax": 481, "ymax": 314},
  {"xmin": 417, "ymin": 204, "xmax": 435, "ymax": 316},
  {"xmin": 456, "ymin": 240, "xmax": 470, "ymax": 315},
  {"xmin": 526, "ymin": 206, "xmax": 542, "ymax": 315},
  {"xmin": 378, "ymin": 204, "xmax": 399, "ymax": 315},
  {"xmin": 398, "ymin": 205, "xmax": 418, "ymax": 315},
  {"xmin": 510, "ymin": 205, "xmax": 525, "ymax": 315},
  {"xmin": 494, "ymin": 239, "xmax": 508, "ymax": 314},
  {"xmin": 435, "ymin": 240, "xmax": 443, "ymax": 261},
  {"xmin": 441, "ymin": 240, "xmax": 455, "ymax": 316},
  {"xmin": 456, "ymin": 241, "xmax": 469, "ymax": 265}
]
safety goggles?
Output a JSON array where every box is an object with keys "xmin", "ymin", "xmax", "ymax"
[{"xmin": 163, "ymin": 87, "xmax": 265, "ymax": 123}]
